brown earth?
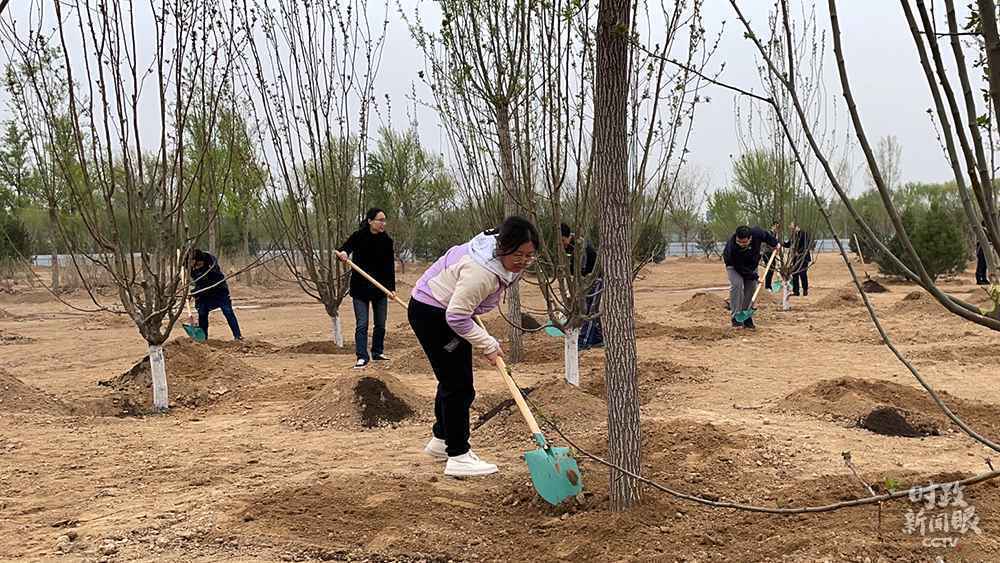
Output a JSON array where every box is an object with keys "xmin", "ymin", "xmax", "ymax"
[{"xmin": 2, "ymin": 256, "xmax": 1000, "ymax": 561}]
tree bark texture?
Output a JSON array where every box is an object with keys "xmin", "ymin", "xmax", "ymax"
[{"xmin": 594, "ymin": 0, "xmax": 642, "ymax": 511}]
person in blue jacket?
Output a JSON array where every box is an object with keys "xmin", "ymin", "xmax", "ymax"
[{"xmin": 723, "ymin": 225, "xmax": 780, "ymax": 330}]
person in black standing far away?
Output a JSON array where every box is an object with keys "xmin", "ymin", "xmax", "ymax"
[
  {"xmin": 723, "ymin": 225, "xmax": 780, "ymax": 330},
  {"xmin": 189, "ymin": 249, "xmax": 243, "ymax": 340},
  {"xmin": 787, "ymin": 221, "xmax": 811, "ymax": 297},
  {"xmin": 337, "ymin": 208, "xmax": 397, "ymax": 369},
  {"xmin": 560, "ymin": 223, "xmax": 603, "ymax": 349}
]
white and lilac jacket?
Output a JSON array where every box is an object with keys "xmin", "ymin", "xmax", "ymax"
[{"xmin": 411, "ymin": 232, "xmax": 521, "ymax": 354}]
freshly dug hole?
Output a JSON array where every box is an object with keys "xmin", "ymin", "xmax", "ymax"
[{"xmin": 858, "ymin": 405, "xmax": 939, "ymax": 438}]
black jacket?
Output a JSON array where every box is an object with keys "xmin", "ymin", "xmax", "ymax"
[
  {"xmin": 723, "ymin": 226, "xmax": 780, "ymax": 279},
  {"xmin": 191, "ymin": 252, "xmax": 229, "ymax": 303},
  {"xmin": 786, "ymin": 230, "xmax": 812, "ymax": 267},
  {"xmin": 566, "ymin": 239, "xmax": 598, "ymax": 277},
  {"xmin": 339, "ymin": 228, "xmax": 396, "ymax": 301}
]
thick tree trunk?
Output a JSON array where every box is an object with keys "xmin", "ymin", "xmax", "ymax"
[
  {"xmin": 496, "ymin": 103, "xmax": 523, "ymax": 363},
  {"xmin": 48, "ymin": 201, "xmax": 60, "ymax": 289},
  {"xmin": 594, "ymin": 0, "xmax": 642, "ymax": 511}
]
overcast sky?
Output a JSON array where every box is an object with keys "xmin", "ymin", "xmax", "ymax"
[{"xmin": 0, "ymin": 1, "xmax": 979, "ymax": 195}]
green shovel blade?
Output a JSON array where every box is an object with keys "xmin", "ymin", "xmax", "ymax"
[
  {"xmin": 524, "ymin": 445, "xmax": 582, "ymax": 505},
  {"xmin": 770, "ymin": 280, "xmax": 782, "ymax": 293},
  {"xmin": 733, "ymin": 308, "xmax": 755, "ymax": 323},
  {"xmin": 183, "ymin": 323, "xmax": 206, "ymax": 342},
  {"xmin": 543, "ymin": 323, "xmax": 565, "ymax": 337}
]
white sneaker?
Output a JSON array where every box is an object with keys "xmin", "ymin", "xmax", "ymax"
[
  {"xmin": 444, "ymin": 450, "xmax": 498, "ymax": 477},
  {"xmin": 423, "ymin": 437, "xmax": 448, "ymax": 460},
  {"xmin": 353, "ymin": 358, "xmax": 369, "ymax": 369}
]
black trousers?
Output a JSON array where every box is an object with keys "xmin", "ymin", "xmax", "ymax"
[
  {"xmin": 977, "ymin": 246, "xmax": 989, "ymax": 284},
  {"xmin": 792, "ymin": 270, "xmax": 809, "ymax": 296},
  {"xmin": 407, "ymin": 299, "xmax": 475, "ymax": 457}
]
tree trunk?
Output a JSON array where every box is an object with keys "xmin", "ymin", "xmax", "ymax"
[
  {"xmin": 48, "ymin": 201, "xmax": 60, "ymax": 289},
  {"xmin": 242, "ymin": 214, "xmax": 250, "ymax": 257},
  {"xmin": 564, "ymin": 327, "xmax": 581, "ymax": 386},
  {"xmin": 208, "ymin": 214, "xmax": 218, "ymax": 253},
  {"xmin": 149, "ymin": 343, "xmax": 169, "ymax": 411},
  {"xmin": 782, "ymin": 278, "xmax": 791, "ymax": 311},
  {"xmin": 594, "ymin": 0, "xmax": 641, "ymax": 511},
  {"xmin": 331, "ymin": 313, "xmax": 344, "ymax": 347},
  {"xmin": 496, "ymin": 103, "xmax": 523, "ymax": 363},
  {"xmin": 978, "ymin": 0, "xmax": 1000, "ymax": 180}
]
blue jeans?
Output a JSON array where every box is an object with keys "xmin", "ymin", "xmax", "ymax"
[
  {"xmin": 579, "ymin": 278, "xmax": 604, "ymax": 348},
  {"xmin": 196, "ymin": 294, "xmax": 242, "ymax": 339},
  {"xmin": 353, "ymin": 296, "xmax": 387, "ymax": 361}
]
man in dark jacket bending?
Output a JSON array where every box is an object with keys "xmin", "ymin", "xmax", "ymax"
[
  {"xmin": 190, "ymin": 249, "xmax": 243, "ymax": 340},
  {"xmin": 723, "ymin": 225, "xmax": 780, "ymax": 330}
]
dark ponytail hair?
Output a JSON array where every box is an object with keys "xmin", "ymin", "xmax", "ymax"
[
  {"xmin": 491, "ymin": 215, "xmax": 540, "ymax": 256},
  {"xmin": 360, "ymin": 207, "xmax": 385, "ymax": 231}
]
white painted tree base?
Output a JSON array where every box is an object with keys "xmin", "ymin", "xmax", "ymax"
[
  {"xmin": 332, "ymin": 315, "xmax": 344, "ymax": 347},
  {"xmin": 564, "ymin": 327, "xmax": 581, "ymax": 386},
  {"xmin": 782, "ymin": 281, "xmax": 791, "ymax": 311},
  {"xmin": 149, "ymin": 344, "xmax": 169, "ymax": 411}
]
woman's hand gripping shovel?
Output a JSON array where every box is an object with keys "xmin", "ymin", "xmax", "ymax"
[
  {"xmin": 734, "ymin": 246, "xmax": 780, "ymax": 323},
  {"xmin": 473, "ymin": 316, "xmax": 583, "ymax": 505},
  {"xmin": 179, "ymin": 250, "xmax": 206, "ymax": 342}
]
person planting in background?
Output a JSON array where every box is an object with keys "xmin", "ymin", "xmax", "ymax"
[
  {"xmin": 723, "ymin": 225, "xmax": 780, "ymax": 330},
  {"xmin": 190, "ymin": 249, "xmax": 243, "ymax": 341},
  {"xmin": 337, "ymin": 207, "xmax": 397, "ymax": 369}
]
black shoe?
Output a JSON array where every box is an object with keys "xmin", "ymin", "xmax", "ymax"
[
  {"xmin": 353, "ymin": 358, "xmax": 369, "ymax": 369},
  {"xmin": 731, "ymin": 318, "xmax": 743, "ymax": 329},
  {"xmin": 792, "ymin": 293, "xmax": 800, "ymax": 297},
  {"xmin": 742, "ymin": 317, "xmax": 756, "ymax": 330},
  {"xmin": 978, "ymin": 280, "xmax": 989, "ymax": 286},
  {"xmin": 373, "ymin": 353, "xmax": 390, "ymax": 361}
]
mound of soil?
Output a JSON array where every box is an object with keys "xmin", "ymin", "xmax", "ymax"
[
  {"xmin": 858, "ymin": 406, "xmax": 939, "ymax": 437},
  {"xmin": 99, "ymin": 338, "xmax": 265, "ymax": 412},
  {"xmin": 284, "ymin": 372, "xmax": 425, "ymax": 430},
  {"xmin": 677, "ymin": 292, "xmax": 728, "ymax": 314},
  {"xmin": 0, "ymin": 330, "xmax": 32, "ymax": 345},
  {"xmin": 888, "ymin": 291, "xmax": 945, "ymax": 316},
  {"xmin": 813, "ymin": 287, "xmax": 861, "ymax": 310},
  {"xmin": 205, "ymin": 338, "xmax": 278, "ymax": 355},
  {"xmin": 582, "ymin": 358, "xmax": 709, "ymax": 404},
  {"xmin": 861, "ymin": 277, "xmax": 889, "ymax": 293},
  {"xmin": 778, "ymin": 377, "xmax": 1000, "ymax": 438},
  {"xmin": 281, "ymin": 341, "xmax": 355, "ymax": 355},
  {"xmin": 0, "ymin": 369, "xmax": 69, "ymax": 415}
]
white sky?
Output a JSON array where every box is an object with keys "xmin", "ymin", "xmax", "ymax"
[{"xmin": 0, "ymin": 1, "xmax": 981, "ymax": 194}]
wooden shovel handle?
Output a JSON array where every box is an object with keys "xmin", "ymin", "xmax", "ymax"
[
  {"xmin": 341, "ymin": 256, "xmax": 408, "ymax": 309},
  {"xmin": 749, "ymin": 246, "xmax": 780, "ymax": 306},
  {"xmin": 474, "ymin": 316, "xmax": 543, "ymax": 436}
]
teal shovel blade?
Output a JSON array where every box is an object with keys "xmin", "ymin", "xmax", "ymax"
[
  {"xmin": 183, "ymin": 323, "xmax": 206, "ymax": 342},
  {"xmin": 543, "ymin": 322, "xmax": 565, "ymax": 337},
  {"xmin": 524, "ymin": 434, "xmax": 583, "ymax": 505},
  {"xmin": 770, "ymin": 280, "xmax": 782, "ymax": 293},
  {"xmin": 733, "ymin": 308, "xmax": 755, "ymax": 323}
]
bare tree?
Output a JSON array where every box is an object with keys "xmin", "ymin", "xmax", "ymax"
[
  {"xmin": 668, "ymin": 168, "xmax": 708, "ymax": 257},
  {"xmin": 869, "ymin": 135, "xmax": 903, "ymax": 193},
  {"xmin": 238, "ymin": 0, "xmax": 387, "ymax": 346},
  {"xmin": 1, "ymin": 0, "xmax": 241, "ymax": 410}
]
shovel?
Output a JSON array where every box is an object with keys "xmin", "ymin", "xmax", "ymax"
[
  {"xmin": 474, "ymin": 316, "xmax": 583, "ymax": 505},
  {"xmin": 734, "ymin": 247, "xmax": 780, "ymax": 323},
  {"xmin": 179, "ymin": 250, "xmax": 206, "ymax": 341},
  {"xmin": 339, "ymin": 255, "xmax": 409, "ymax": 309}
]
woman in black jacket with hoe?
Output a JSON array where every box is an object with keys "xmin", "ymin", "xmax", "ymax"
[{"xmin": 336, "ymin": 208, "xmax": 396, "ymax": 368}]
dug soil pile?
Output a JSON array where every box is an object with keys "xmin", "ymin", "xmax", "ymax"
[
  {"xmin": 813, "ymin": 286, "xmax": 861, "ymax": 310},
  {"xmin": 677, "ymin": 292, "xmax": 728, "ymax": 314},
  {"xmin": 581, "ymin": 358, "xmax": 709, "ymax": 404},
  {"xmin": 778, "ymin": 377, "xmax": 1000, "ymax": 438},
  {"xmin": 99, "ymin": 338, "xmax": 264, "ymax": 412},
  {"xmin": 284, "ymin": 372, "xmax": 425, "ymax": 430},
  {"xmin": 281, "ymin": 341, "xmax": 355, "ymax": 355},
  {"xmin": 888, "ymin": 291, "xmax": 946, "ymax": 316},
  {"xmin": 861, "ymin": 277, "xmax": 889, "ymax": 293},
  {"xmin": 0, "ymin": 369, "xmax": 69, "ymax": 415}
]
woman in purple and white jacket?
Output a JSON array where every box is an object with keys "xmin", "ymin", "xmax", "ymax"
[{"xmin": 408, "ymin": 216, "xmax": 539, "ymax": 477}]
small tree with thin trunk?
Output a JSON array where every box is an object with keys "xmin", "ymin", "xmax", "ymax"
[
  {"xmin": 1, "ymin": 0, "xmax": 241, "ymax": 410},
  {"xmin": 238, "ymin": 0, "xmax": 387, "ymax": 346}
]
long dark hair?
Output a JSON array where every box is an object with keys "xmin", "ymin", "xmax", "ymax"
[
  {"xmin": 492, "ymin": 215, "xmax": 540, "ymax": 256},
  {"xmin": 360, "ymin": 207, "xmax": 385, "ymax": 231}
]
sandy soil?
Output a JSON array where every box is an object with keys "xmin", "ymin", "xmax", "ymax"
[{"xmin": 1, "ymin": 254, "xmax": 999, "ymax": 562}]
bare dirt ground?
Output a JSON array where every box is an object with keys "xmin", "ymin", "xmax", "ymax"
[{"xmin": 2, "ymin": 254, "xmax": 999, "ymax": 562}]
